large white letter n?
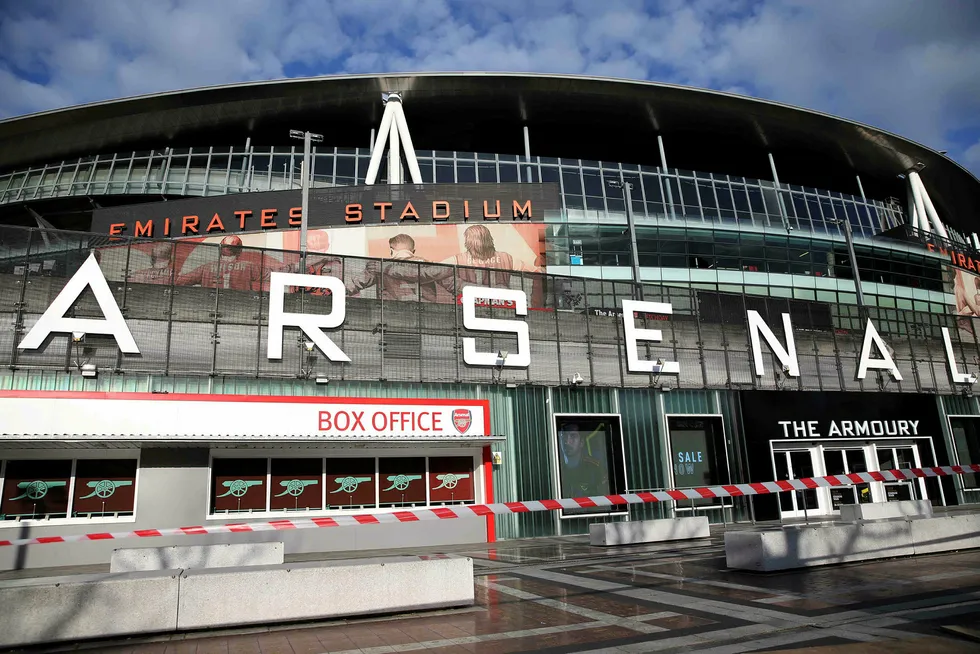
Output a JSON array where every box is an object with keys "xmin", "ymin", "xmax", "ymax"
[{"xmin": 18, "ymin": 253, "xmax": 139, "ymax": 353}]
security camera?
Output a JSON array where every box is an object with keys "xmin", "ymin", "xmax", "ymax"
[
  {"xmin": 571, "ymin": 372, "xmax": 584, "ymax": 385},
  {"xmin": 969, "ymin": 373, "xmax": 978, "ymax": 385},
  {"xmin": 781, "ymin": 364, "xmax": 792, "ymax": 374}
]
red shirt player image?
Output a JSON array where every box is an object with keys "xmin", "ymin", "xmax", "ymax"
[
  {"xmin": 128, "ymin": 242, "xmax": 174, "ymax": 285},
  {"xmin": 176, "ymin": 236, "xmax": 264, "ymax": 291}
]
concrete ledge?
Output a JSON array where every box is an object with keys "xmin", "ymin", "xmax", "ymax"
[
  {"xmin": 725, "ymin": 521, "xmax": 914, "ymax": 571},
  {"xmin": 110, "ymin": 541, "xmax": 284, "ymax": 572},
  {"xmin": 910, "ymin": 514, "xmax": 980, "ymax": 554},
  {"xmin": 0, "ymin": 570, "xmax": 180, "ymax": 648},
  {"xmin": 589, "ymin": 517, "xmax": 709, "ymax": 546},
  {"xmin": 840, "ymin": 500, "xmax": 933, "ymax": 522},
  {"xmin": 176, "ymin": 555, "xmax": 474, "ymax": 630}
]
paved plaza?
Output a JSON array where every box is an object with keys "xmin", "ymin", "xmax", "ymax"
[{"xmin": 12, "ymin": 526, "xmax": 980, "ymax": 653}]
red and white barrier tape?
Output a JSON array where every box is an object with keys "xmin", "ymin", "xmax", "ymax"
[{"xmin": 2, "ymin": 464, "xmax": 978, "ymax": 548}]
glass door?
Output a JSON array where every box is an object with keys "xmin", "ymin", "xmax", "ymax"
[
  {"xmin": 773, "ymin": 449, "xmax": 823, "ymax": 518},
  {"xmin": 822, "ymin": 448, "xmax": 873, "ymax": 511},
  {"xmin": 874, "ymin": 444, "xmax": 925, "ymax": 502}
]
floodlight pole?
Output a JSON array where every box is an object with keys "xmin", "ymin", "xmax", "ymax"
[
  {"xmin": 289, "ymin": 129, "xmax": 323, "ymax": 267},
  {"xmin": 609, "ymin": 180, "xmax": 643, "ymax": 299}
]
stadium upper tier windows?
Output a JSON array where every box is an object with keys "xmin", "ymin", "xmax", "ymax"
[{"xmin": 0, "ymin": 146, "xmax": 904, "ymax": 240}]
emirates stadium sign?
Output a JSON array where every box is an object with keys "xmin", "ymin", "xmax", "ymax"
[
  {"xmin": 91, "ymin": 183, "xmax": 558, "ymax": 238},
  {"xmin": 15, "ymin": 254, "xmax": 978, "ymax": 387}
]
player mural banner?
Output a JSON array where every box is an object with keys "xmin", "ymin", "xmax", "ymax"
[
  {"xmin": 950, "ymin": 265, "xmax": 980, "ymax": 341},
  {"xmin": 92, "ymin": 221, "xmax": 546, "ymax": 304}
]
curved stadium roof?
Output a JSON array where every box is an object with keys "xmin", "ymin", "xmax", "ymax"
[{"xmin": 1, "ymin": 72, "xmax": 977, "ymax": 233}]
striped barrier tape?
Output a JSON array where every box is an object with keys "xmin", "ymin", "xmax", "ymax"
[{"xmin": 2, "ymin": 463, "xmax": 978, "ymax": 548}]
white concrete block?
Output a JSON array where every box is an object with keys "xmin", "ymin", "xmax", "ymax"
[
  {"xmin": 725, "ymin": 521, "xmax": 914, "ymax": 571},
  {"xmin": 0, "ymin": 570, "xmax": 179, "ymax": 648},
  {"xmin": 110, "ymin": 541, "xmax": 284, "ymax": 572},
  {"xmin": 589, "ymin": 517, "xmax": 710, "ymax": 546},
  {"xmin": 839, "ymin": 500, "xmax": 933, "ymax": 522},
  {"xmin": 176, "ymin": 555, "xmax": 474, "ymax": 630},
  {"xmin": 910, "ymin": 514, "xmax": 980, "ymax": 554}
]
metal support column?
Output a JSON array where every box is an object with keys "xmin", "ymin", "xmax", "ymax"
[{"xmin": 657, "ymin": 135, "xmax": 676, "ymax": 220}]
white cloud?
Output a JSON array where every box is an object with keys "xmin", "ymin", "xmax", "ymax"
[{"xmin": 0, "ymin": 0, "xmax": 978, "ymax": 174}]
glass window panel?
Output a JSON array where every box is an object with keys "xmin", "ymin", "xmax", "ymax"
[
  {"xmin": 73, "ymin": 459, "xmax": 137, "ymax": 516},
  {"xmin": 2, "ymin": 460, "xmax": 72, "ymax": 520},
  {"xmin": 325, "ymin": 458, "xmax": 376, "ymax": 509},
  {"xmin": 499, "ymin": 163, "xmax": 518, "ymax": 183},
  {"xmin": 211, "ymin": 458, "xmax": 266, "ymax": 513},
  {"xmin": 562, "ymin": 169, "xmax": 583, "ymax": 195},
  {"xmin": 642, "ymin": 174, "xmax": 663, "ymax": 203},
  {"xmin": 270, "ymin": 458, "xmax": 322, "ymax": 511},
  {"xmin": 477, "ymin": 162, "xmax": 496, "ymax": 183},
  {"xmin": 456, "ymin": 161, "xmax": 476, "ymax": 183},
  {"xmin": 379, "ymin": 457, "xmax": 426, "ymax": 507},
  {"xmin": 582, "ymin": 171, "xmax": 603, "ymax": 197},
  {"xmin": 435, "ymin": 161, "xmax": 454, "ymax": 183}
]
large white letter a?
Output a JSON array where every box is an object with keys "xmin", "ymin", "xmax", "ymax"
[{"xmin": 18, "ymin": 253, "xmax": 140, "ymax": 353}]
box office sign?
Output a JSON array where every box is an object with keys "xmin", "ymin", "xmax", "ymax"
[
  {"xmin": 16, "ymin": 255, "xmax": 979, "ymax": 387},
  {"xmin": 0, "ymin": 394, "xmax": 490, "ymax": 441},
  {"xmin": 90, "ymin": 183, "xmax": 558, "ymax": 238}
]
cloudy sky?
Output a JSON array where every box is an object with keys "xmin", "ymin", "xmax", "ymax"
[{"xmin": 1, "ymin": 0, "xmax": 979, "ymax": 173}]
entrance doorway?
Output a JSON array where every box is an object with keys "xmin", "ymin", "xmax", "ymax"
[{"xmin": 770, "ymin": 439, "xmax": 933, "ymax": 519}]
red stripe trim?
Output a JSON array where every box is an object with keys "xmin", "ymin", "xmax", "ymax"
[
  {"xmin": 226, "ymin": 523, "xmax": 253, "ymax": 532},
  {"xmin": 824, "ymin": 475, "xmax": 842, "ymax": 486},
  {"xmin": 749, "ymin": 483, "xmax": 769, "ymax": 494},
  {"xmin": 636, "ymin": 492, "xmax": 659, "ymax": 502},
  {"xmin": 723, "ymin": 485, "xmax": 743, "ymax": 497},
  {"xmin": 430, "ymin": 507, "xmax": 459, "ymax": 519},
  {"xmin": 35, "ymin": 536, "xmax": 65, "ymax": 544},
  {"xmin": 504, "ymin": 502, "xmax": 531, "ymax": 513},
  {"xmin": 466, "ymin": 504, "xmax": 494, "ymax": 517},
  {"xmin": 353, "ymin": 514, "xmax": 380, "ymax": 525},
  {"xmin": 931, "ymin": 467, "xmax": 945, "ymax": 476},
  {"xmin": 540, "ymin": 499, "xmax": 564, "ymax": 510},
  {"xmin": 0, "ymin": 541, "xmax": 11, "ymax": 547},
  {"xmin": 868, "ymin": 471, "xmax": 886, "ymax": 482},
  {"xmin": 312, "ymin": 517, "xmax": 338, "ymax": 527},
  {"xmin": 846, "ymin": 473, "xmax": 866, "ymax": 484},
  {"xmin": 774, "ymin": 480, "xmax": 795, "ymax": 492},
  {"xmin": 392, "ymin": 511, "xmax": 419, "ymax": 522},
  {"xmin": 799, "ymin": 478, "xmax": 818, "ymax": 489},
  {"xmin": 667, "ymin": 490, "xmax": 688, "ymax": 501},
  {"xmin": 695, "ymin": 488, "xmax": 716, "ymax": 499},
  {"xmin": 607, "ymin": 494, "xmax": 628, "ymax": 505},
  {"xmin": 269, "ymin": 520, "xmax": 296, "ymax": 530},
  {"xmin": 574, "ymin": 497, "xmax": 598, "ymax": 508},
  {"xmin": 84, "ymin": 533, "xmax": 114, "ymax": 541},
  {"xmin": 134, "ymin": 529, "xmax": 162, "ymax": 538},
  {"xmin": 180, "ymin": 526, "xmax": 207, "ymax": 535}
]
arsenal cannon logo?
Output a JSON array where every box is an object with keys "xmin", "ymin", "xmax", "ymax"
[{"xmin": 452, "ymin": 408, "xmax": 472, "ymax": 434}]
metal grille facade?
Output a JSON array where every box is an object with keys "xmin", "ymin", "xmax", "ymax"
[{"xmin": 1, "ymin": 225, "xmax": 978, "ymax": 394}]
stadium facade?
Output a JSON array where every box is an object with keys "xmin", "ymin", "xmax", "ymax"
[{"xmin": 1, "ymin": 73, "xmax": 980, "ymax": 568}]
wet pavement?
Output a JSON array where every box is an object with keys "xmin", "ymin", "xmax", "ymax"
[{"xmin": 16, "ymin": 526, "xmax": 980, "ymax": 653}]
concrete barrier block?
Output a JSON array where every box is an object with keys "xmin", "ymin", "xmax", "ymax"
[
  {"xmin": 725, "ymin": 521, "xmax": 914, "ymax": 571},
  {"xmin": 176, "ymin": 555, "xmax": 474, "ymax": 630},
  {"xmin": 839, "ymin": 500, "xmax": 933, "ymax": 522},
  {"xmin": 0, "ymin": 570, "xmax": 179, "ymax": 648},
  {"xmin": 110, "ymin": 541, "xmax": 284, "ymax": 572},
  {"xmin": 589, "ymin": 517, "xmax": 710, "ymax": 546},
  {"xmin": 910, "ymin": 514, "xmax": 980, "ymax": 554}
]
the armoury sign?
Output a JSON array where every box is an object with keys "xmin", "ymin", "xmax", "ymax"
[
  {"xmin": 90, "ymin": 183, "xmax": 559, "ymax": 238},
  {"xmin": 15, "ymin": 253, "xmax": 980, "ymax": 387}
]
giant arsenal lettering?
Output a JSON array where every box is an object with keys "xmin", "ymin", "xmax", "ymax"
[{"xmin": 14, "ymin": 253, "xmax": 978, "ymax": 385}]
